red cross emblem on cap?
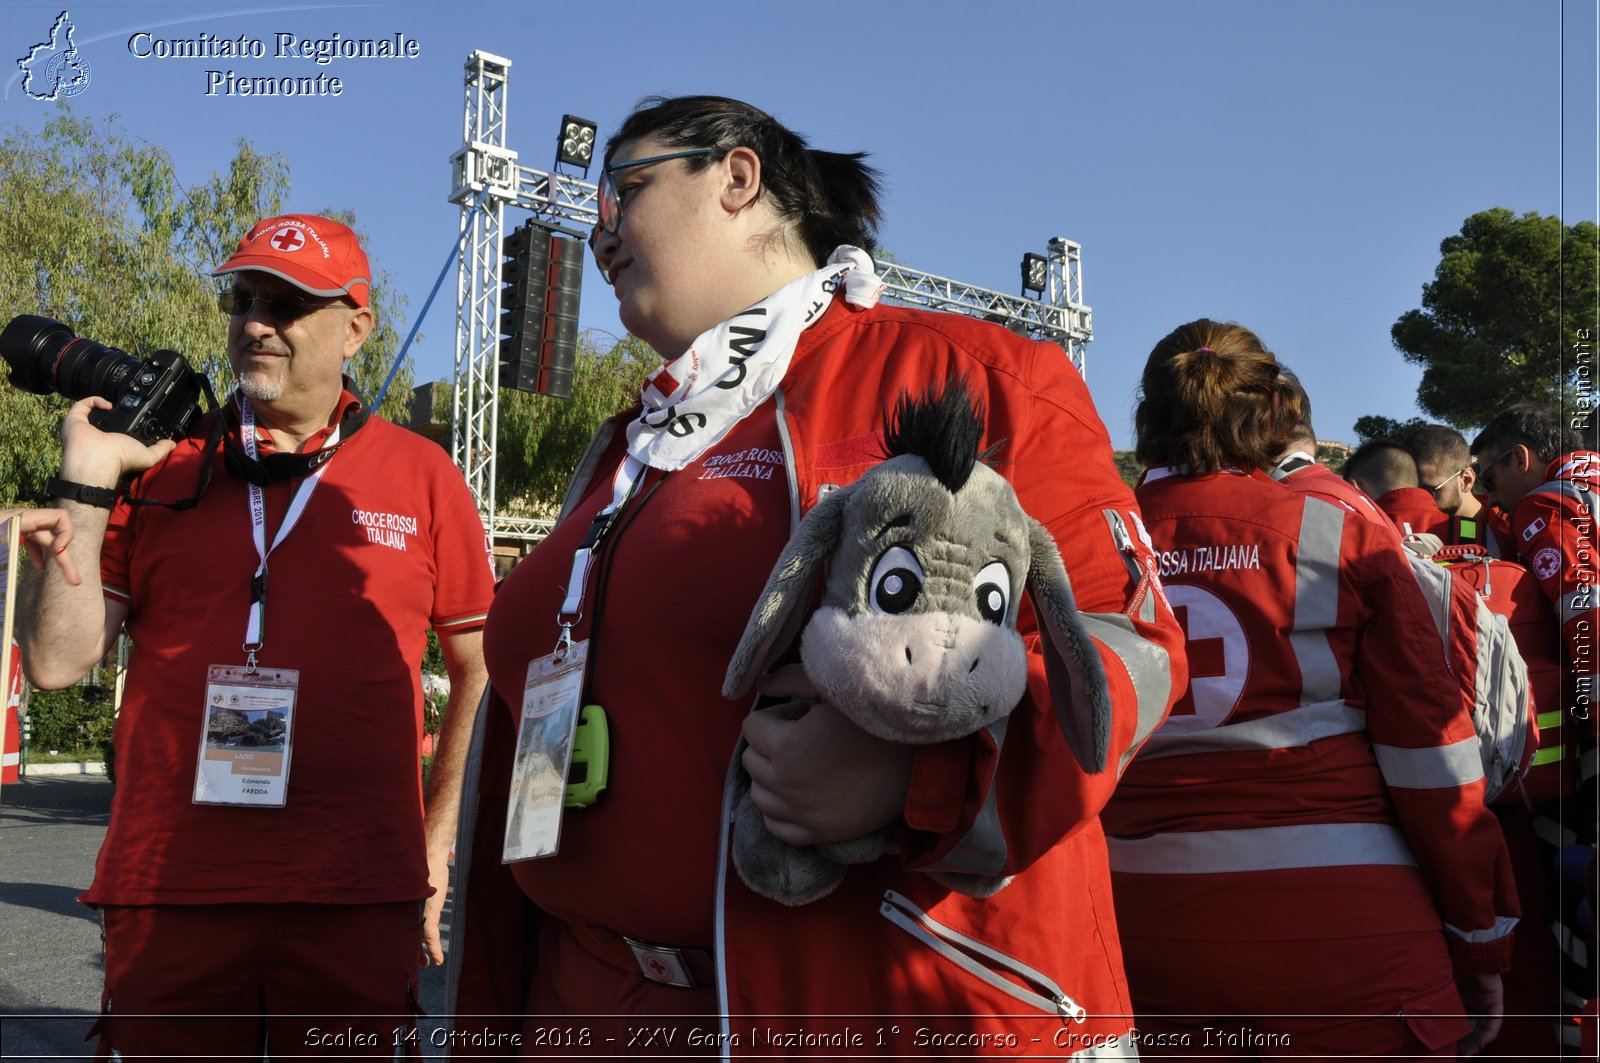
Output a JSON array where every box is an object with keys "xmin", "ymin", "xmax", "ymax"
[{"xmin": 270, "ymin": 227, "xmax": 305, "ymax": 252}]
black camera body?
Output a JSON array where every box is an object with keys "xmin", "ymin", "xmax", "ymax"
[{"xmin": 0, "ymin": 315, "xmax": 206, "ymax": 445}]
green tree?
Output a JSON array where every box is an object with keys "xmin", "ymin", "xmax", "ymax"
[
  {"xmin": 1352, "ymin": 415, "xmax": 1427, "ymax": 446},
  {"xmin": 1111, "ymin": 450, "xmax": 1142, "ymax": 490},
  {"xmin": 495, "ymin": 333, "xmax": 658, "ymax": 511},
  {"xmin": 0, "ymin": 109, "xmax": 414, "ymax": 502},
  {"xmin": 1389, "ymin": 208, "xmax": 1599, "ymax": 428}
]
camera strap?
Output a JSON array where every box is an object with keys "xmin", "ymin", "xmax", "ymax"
[
  {"xmin": 222, "ymin": 395, "xmax": 369, "ymax": 485},
  {"xmin": 239, "ymin": 395, "xmax": 341, "ymax": 673},
  {"xmin": 121, "ymin": 375, "xmax": 227, "ymax": 513}
]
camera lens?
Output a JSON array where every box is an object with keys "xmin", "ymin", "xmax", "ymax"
[{"xmin": 0, "ymin": 314, "xmax": 140, "ymax": 401}]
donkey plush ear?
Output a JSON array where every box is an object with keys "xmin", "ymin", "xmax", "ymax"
[
  {"xmin": 1026, "ymin": 518, "xmax": 1113, "ymax": 773},
  {"xmin": 723, "ymin": 486, "xmax": 854, "ymax": 700}
]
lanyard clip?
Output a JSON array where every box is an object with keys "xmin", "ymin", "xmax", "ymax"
[
  {"xmin": 242, "ymin": 644, "xmax": 261, "ymax": 675},
  {"xmin": 554, "ymin": 623, "xmax": 574, "ymax": 661}
]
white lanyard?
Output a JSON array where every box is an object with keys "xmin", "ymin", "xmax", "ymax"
[
  {"xmin": 555, "ymin": 453, "xmax": 645, "ymax": 656},
  {"xmin": 240, "ymin": 396, "xmax": 341, "ymax": 671}
]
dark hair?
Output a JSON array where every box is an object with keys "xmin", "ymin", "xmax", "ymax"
[
  {"xmin": 1406, "ymin": 424, "xmax": 1470, "ymax": 472},
  {"xmin": 1344, "ymin": 439, "xmax": 1420, "ymax": 494},
  {"xmin": 1470, "ymin": 403, "xmax": 1590, "ymax": 465},
  {"xmin": 609, "ymin": 95, "xmax": 883, "ymax": 266},
  {"xmin": 883, "ymin": 374, "xmax": 986, "ymax": 493},
  {"xmin": 1134, "ymin": 319, "xmax": 1300, "ymax": 474}
]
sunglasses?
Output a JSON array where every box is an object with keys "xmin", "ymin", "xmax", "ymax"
[
  {"xmin": 218, "ymin": 288, "xmax": 345, "ymax": 321},
  {"xmin": 1423, "ymin": 466, "xmax": 1468, "ymax": 497},
  {"xmin": 595, "ymin": 148, "xmax": 714, "ymax": 236},
  {"xmin": 1475, "ymin": 448, "xmax": 1516, "ymax": 495}
]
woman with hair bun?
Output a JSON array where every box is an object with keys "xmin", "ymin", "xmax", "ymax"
[
  {"xmin": 446, "ymin": 96, "xmax": 1186, "ymax": 1054},
  {"xmin": 1103, "ymin": 319, "xmax": 1518, "ymax": 1059}
]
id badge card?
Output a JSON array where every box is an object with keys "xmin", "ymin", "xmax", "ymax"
[
  {"xmin": 503, "ymin": 639, "xmax": 588, "ymax": 863},
  {"xmin": 194, "ymin": 664, "xmax": 299, "ymax": 807}
]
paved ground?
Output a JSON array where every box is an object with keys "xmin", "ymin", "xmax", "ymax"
[{"xmin": 0, "ymin": 773, "xmax": 451, "ymax": 1060}]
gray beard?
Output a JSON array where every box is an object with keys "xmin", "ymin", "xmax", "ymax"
[{"xmin": 236, "ymin": 375, "xmax": 284, "ymax": 403}]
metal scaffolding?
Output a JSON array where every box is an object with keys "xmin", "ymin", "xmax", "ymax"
[{"xmin": 450, "ymin": 49, "xmax": 1092, "ymax": 544}]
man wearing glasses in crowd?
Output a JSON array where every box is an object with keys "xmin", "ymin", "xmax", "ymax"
[
  {"xmin": 1471, "ymin": 404, "xmax": 1600, "ymax": 1051},
  {"xmin": 18, "ymin": 214, "xmax": 495, "ymax": 1059},
  {"xmin": 1408, "ymin": 423, "xmax": 1512, "ymax": 557},
  {"xmin": 1471, "ymin": 405, "xmax": 1600, "ymax": 722}
]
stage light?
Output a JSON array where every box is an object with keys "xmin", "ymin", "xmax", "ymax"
[
  {"xmin": 1020, "ymin": 252, "xmax": 1048, "ymax": 297},
  {"xmin": 555, "ymin": 115, "xmax": 597, "ymax": 170}
]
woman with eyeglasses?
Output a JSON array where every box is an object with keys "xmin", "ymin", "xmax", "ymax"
[
  {"xmin": 447, "ymin": 95, "xmax": 1186, "ymax": 1055},
  {"xmin": 1102, "ymin": 320, "xmax": 1519, "ymax": 1059}
]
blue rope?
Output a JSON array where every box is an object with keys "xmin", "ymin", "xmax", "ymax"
[{"xmin": 373, "ymin": 190, "xmax": 490, "ymax": 411}]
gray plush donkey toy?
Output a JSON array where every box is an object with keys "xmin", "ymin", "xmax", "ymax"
[{"xmin": 722, "ymin": 376, "xmax": 1113, "ymax": 906}]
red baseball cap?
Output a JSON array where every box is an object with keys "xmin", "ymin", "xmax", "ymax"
[{"xmin": 213, "ymin": 213, "xmax": 372, "ymax": 307}]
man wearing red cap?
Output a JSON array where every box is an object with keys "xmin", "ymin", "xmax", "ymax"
[{"xmin": 19, "ymin": 214, "xmax": 495, "ymax": 1058}]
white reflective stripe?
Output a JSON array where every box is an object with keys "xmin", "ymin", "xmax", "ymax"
[
  {"xmin": 1554, "ymin": 923, "xmax": 1590, "ymax": 967},
  {"xmin": 1560, "ymin": 1025, "xmax": 1584, "ymax": 1048},
  {"xmin": 1081, "ymin": 611, "xmax": 1173, "ymax": 774},
  {"xmin": 1529, "ymin": 481, "xmax": 1590, "ymax": 505},
  {"xmin": 1373, "ymin": 738, "xmax": 1485, "ymax": 788},
  {"xmin": 1069, "ymin": 1033, "xmax": 1138, "ymax": 1060},
  {"xmin": 1, "ymin": 752, "xmax": 17, "ymax": 767},
  {"xmin": 1444, "ymin": 916, "xmax": 1518, "ymax": 944},
  {"xmin": 1137, "ymin": 699, "xmax": 1364, "ymax": 760},
  {"xmin": 1107, "ymin": 822, "xmax": 1417, "ymax": 874},
  {"xmin": 1561, "ymin": 587, "xmax": 1597, "ymax": 625},
  {"xmin": 1581, "ymin": 745, "xmax": 1599, "ymax": 785},
  {"xmin": 1292, "ymin": 498, "xmax": 1345, "ymax": 705},
  {"xmin": 1534, "ymin": 814, "xmax": 1579, "ymax": 848}
]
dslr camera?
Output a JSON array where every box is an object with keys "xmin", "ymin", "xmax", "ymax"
[{"xmin": 1, "ymin": 315, "xmax": 206, "ymax": 445}]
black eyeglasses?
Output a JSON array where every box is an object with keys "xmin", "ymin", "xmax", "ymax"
[
  {"xmin": 218, "ymin": 288, "xmax": 345, "ymax": 321},
  {"xmin": 1475, "ymin": 448, "xmax": 1516, "ymax": 495},
  {"xmin": 595, "ymin": 148, "xmax": 713, "ymax": 236}
]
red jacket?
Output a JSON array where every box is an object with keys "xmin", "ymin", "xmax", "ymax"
[
  {"xmin": 1106, "ymin": 466, "xmax": 1517, "ymax": 972},
  {"xmin": 1375, "ymin": 486, "xmax": 1450, "ymax": 539},
  {"xmin": 447, "ymin": 297, "xmax": 1187, "ymax": 1055},
  {"xmin": 1511, "ymin": 452, "xmax": 1600, "ymax": 741}
]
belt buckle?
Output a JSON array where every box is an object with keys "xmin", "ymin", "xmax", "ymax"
[{"xmin": 623, "ymin": 935, "xmax": 696, "ymax": 988}]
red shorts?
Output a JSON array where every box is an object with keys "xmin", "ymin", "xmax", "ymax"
[
  {"xmin": 1119, "ymin": 929, "xmax": 1466, "ymax": 1061},
  {"xmin": 93, "ymin": 901, "xmax": 423, "ymax": 1060}
]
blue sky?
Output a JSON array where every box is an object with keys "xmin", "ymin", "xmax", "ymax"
[{"xmin": 3, "ymin": 0, "xmax": 1594, "ymax": 450}]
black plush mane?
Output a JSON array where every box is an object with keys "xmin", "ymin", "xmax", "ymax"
[{"xmin": 883, "ymin": 375, "xmax": 986, "ymax": 492}]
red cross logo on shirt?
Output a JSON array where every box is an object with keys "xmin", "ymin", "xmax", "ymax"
[
  {"xmin": 270, "ymin": 227, "xmax": 305, "ymax": 252},
  {"xmin": 1171, "ymin": 604, "xmax": 1227, "ymax": 718}
]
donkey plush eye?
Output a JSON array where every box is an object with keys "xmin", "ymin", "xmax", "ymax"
[
  {"xmin": 974, "ymin": 561, "xmax": 1011, "ymax": 624},
  {"xmin": 869, "ymin": 546, "xmax": 924, "ymax": 615}
]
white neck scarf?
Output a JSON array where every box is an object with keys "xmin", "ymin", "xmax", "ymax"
[{"xmin": 624, "ymin": 245, "xmax": 884, "ymax": 472}]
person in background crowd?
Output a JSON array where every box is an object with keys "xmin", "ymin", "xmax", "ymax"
[
  {"xmin": 446, "ymin": 94, "xmax": 1186, "ymax": 1057},
  {"xmin": 1344, "ymin": 438, "xmax": 1448, "ymax": 539},
  {"xmin": 1408, "ymin": 424, "xmax": 1511, "ymax": 557},
  {"xmin": 17, "ymin": 214, "xmax": 495, "ymax": 1059},
  {"xmin": 1105, "ymin": 318, "xmax": 1517, "ymax": 1059},
  {"xmin": 1472, "ymin": 403, "xmax": 1600, "ymax": 1051}
]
